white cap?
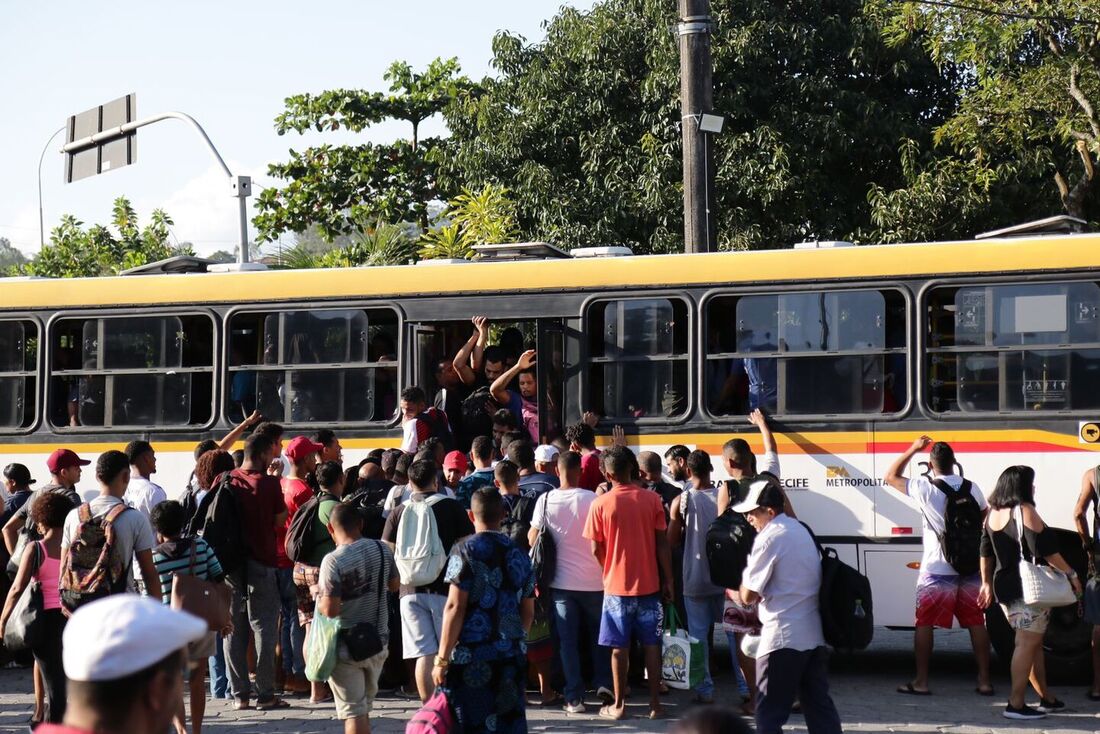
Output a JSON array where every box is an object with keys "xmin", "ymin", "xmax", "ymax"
[
  {"xmin": 730, "ymin": 479, "xmax": 785, "ymax": 514},
  {"xmin": 534, "ymin": 444, "xmax": 560, "ymax": 463},
  {"xmin": 63, "ymin": 595, "xmax": 207, "ymax": 682}
]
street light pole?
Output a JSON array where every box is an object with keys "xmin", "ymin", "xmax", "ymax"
[
  {"xmin": 38, "ymin": 126, "xmax": 65, "ymax": 248},
  {"xmin": 678, "ymin": 0, "xmax": 716, "ymax": 254}
]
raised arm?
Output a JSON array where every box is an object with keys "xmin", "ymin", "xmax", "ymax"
[
  {"xmin": 453, "ymin": 317, "xmax": 488, "ymax": 386},
  {"xmin": 217, "ymin": 410, "xmax": 262, "ymax": 452},
  {"xmin": 1074, "ymin": 468, "xmax": 1096, "ymax": 549},
  {"xmin": 490, "ymin": 350, "xmax": 535, "ymax": 405},
  {"xmin": 884, "ymin": 436, "xmax": 932, "ymax": 494},
  {"xmin": 749, "ymin": 408, "xmax": 777, "ymax": 455}
]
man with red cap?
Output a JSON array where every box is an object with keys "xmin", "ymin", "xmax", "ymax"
[
  {"xmin": 2, "ymin": 449, "xmax": 88, "ymax": 562},
  {"xmin": 280, "ymin": 436, "xmax": 325, "ymax": 698},
  {"xmin": 441, "ymin": 451, "xmax": 468, "ymax": 495}
]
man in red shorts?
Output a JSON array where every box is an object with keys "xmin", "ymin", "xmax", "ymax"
[{"xmin": 885, "ymin": 437, "xmax": 993, "ymax": 696}]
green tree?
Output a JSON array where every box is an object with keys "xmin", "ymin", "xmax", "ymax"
[
  {"xmin": 871, "ymin": 1, "xmax": 1100, "ymax": 235},
  {"xmin": 25, "ymin": 197, "xmax": 189, "ymax": 278},
  {"xmin": 417, "ymin": 184, "xmax": 520, "ymax": 260},
  {"xmin": 443, "ymin": 0, "xmax": 955, "ymax": 252},
  {"xmin": 0, "ymin": 237, "xmax": 27, "ymax": 273},
  {"xmin": 254, "ymin": 58, "xmax": 472, "ymax": 242}
]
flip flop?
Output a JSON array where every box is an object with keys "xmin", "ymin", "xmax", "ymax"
[
  {"xmin": 897, "ymin": 683, "xmax": 932, "ymax": 696},
  {"xmin": 598, "ymin": 705, "xmax": 626, "ymax": 720},
  {"xmin": 257, "ymin": 697, "xmax": 291, "ymax": 710},
  {"xmin": 976, "ymin": 686, "xmax": 995, "ymax": 697}
]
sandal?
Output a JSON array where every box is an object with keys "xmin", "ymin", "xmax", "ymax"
[
  {"xmin": 598, "ymin": 705, "xmax": 626, "ymax": 720},
  {"xmin": 256, "ymin": 696, "xmax": 291, "ymax": 710},
  {"xmin": 897, "ymin": 683, "xmax": 932, "ymax": 696},
  {"xmin": 233, "ymin": 700, "xmax": 252, "ymax": 711}
]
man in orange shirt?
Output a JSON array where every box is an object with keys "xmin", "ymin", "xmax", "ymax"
[{"xmin": 583, "ymin": 446, "xmax": 673, "ymax": 721}]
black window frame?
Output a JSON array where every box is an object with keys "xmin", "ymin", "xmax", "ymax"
[
  {"xmin": 700, "ymin": 285, "xmax": 912, "ymax": 421},
  {"xmin": 45, "ymin": 308, "xmax": 219, "ymax": 432},
  {"xmin": 222, "ymin": 302, "xmax": 403, "ymax": 429},
  {"xmin": 920, "ymin": 275, "xmax": 1100, "ymax": 417},
  {"xmin": 0, "ymin": 315, "xmax": 42, "ymax": 434},
  {"xmin": 581, "ymin": 292, "xmax": 694, "ymax": 426}
]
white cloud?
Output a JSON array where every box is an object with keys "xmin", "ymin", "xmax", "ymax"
[{"xmin": 141, "ymin": 161, "xmax": 280, "ymax": 257}]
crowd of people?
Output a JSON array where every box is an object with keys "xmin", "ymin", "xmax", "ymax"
[{"xmin": 0, "ymin": 322, "xmax": 1092, "ymax": 734}]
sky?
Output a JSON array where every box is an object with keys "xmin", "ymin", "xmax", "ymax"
[{"xmin": 0, "ymin": 1, "xmax": 597, "ymax": 257}]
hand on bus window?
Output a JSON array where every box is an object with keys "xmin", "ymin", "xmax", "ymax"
[
  {"xmin": 582, "ymin": 410, "xmax": 600, "ymax": 428},
  {"xmin": 747, "ymin": 408, "xmax": 768, "ymax": 428},
  {"xmin": 472, "ymin": 315, "xmax": 489, "ymax": 336},
  {"xmin": 246, "ymin": 410, "xmax": 263, "ymax": 427},
  {"xmin": 611, "ymin": 425, "xmax": 626, "ymax": 447},
  {"xmin": 911, "ymin": 435, "xmax": 933, "ymax": 453},
  {"xmin": 517, "ymin": 349, "xmax": 536, "ymax": 370}
]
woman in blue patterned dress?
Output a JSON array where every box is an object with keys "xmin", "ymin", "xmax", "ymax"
[{"xmin": 433, "ymin": 487, "xmax": 535, "ymax": 734}]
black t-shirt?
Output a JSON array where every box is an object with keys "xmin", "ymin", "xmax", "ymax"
[
  {"xmin": 980, "ymin": 509, "xmax": 1060, "ymax": 604},
  {"xmin": 382, "ymin": 492, "xmax": 474, "ymax": 597}
]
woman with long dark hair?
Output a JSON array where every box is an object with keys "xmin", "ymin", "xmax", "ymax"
[{"xmin": 979, "ymin": 465, "xmax": 1081, "ymax": 720}]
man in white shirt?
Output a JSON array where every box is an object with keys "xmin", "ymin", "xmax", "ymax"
[
  {"xmin": 884, "ymin": 437, "xmax": 993, "ymax": 697},
  {"xmin": 528, "ymin": 450, "xmax": 612, "ymax": 713},
  {"xmin": 122, "ymin": 440, "xmax": 166, "ymax": 520},
  {"xmin": 737, "ymin": 481, "xmax": 842, "ymax": 734}
]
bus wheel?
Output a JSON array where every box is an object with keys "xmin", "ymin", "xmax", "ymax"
[{"xmin": 985, "ymin": 528, "xmax": 1093, "ymax": 684}]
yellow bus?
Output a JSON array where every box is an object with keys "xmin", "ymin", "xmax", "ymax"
[{"xmin": 1, "ymin": 229, "xmax": 1097, "ymax": 668}]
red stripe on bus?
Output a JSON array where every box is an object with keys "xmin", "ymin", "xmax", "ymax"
[{"xmin": 874, "ymin": 441, "xmax": 1079, "ymax": 454}]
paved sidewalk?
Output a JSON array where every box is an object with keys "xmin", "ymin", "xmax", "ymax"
[{"xmin": 3, "ymin": 630, "xmax": 1099, "ymax": 733}]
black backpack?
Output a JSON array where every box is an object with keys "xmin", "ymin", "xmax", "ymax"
[
  {"xmin": 529, "ymin": 501, "xmax": 557, "ymax": 594},
  {"xmin": 188, "ymin": 472, "xmax": 249, "ymax": 576},
  {"xmin": 927, "ymin": 478, "xmax": 982, "ymax": 576},
  {"xmin": 705, "ymin": 506, "xmax": 757, "ymax": 590},
  {"xmin": 344, "ymin": 487, "xmax": 391, "ymax": 541},
  {"xmin": 802, "ymin": 522, "xmax": 874, "ymax": 651},
  {"xmin": 420, "ymin": 407, "xmax": 455, "ymax": 452},
  {"xmin": 500, "ymin": 495, "xmax": 535, "ymax": 552},
  {"xmin": 460, "ymin": 386, "xmax": 499, "ymax": 443},
  {"xmin": 285, "ymin": 491, "xmax": 336, "ymax": 564}
]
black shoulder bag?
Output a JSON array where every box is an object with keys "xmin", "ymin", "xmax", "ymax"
[{"xmin": 341, "ymin": 541, "xmax": 387, "ymax": 661}]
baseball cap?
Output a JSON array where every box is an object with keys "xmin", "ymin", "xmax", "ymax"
[
  {"xmin": 731, "ymin": 479, "xmax": 785, "ymax": 514},
  {"xmin": 63, "ymin": 595, "xmax": 206, "ymax": 682},
  {"xmin": 381, "ymin": 448, "xmax": 404, "ymax": 474},
  {"xmin": 2, "ymin": 463, "xmax": 35, "ymax": 486},
  {"xmin": 285, "ymin": 436, "xmax": 325, "ymax": 463},
  {"xmin": 46, "ymin": 448, "xmax": 91, "ymax": 474},
  {"xmin": 534, "ymin": 444, "xmax": 560, "ymax": 463},
  {"xmin": 443, "ymin": 451, "xmax": 469, "ymax": 471}
]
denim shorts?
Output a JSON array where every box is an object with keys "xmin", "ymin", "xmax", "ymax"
[{"xmin": 598, "ymin": 593, "xmax": 662, "ymax": 648}]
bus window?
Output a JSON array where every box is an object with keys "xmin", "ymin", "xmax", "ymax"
[
  {"xmin": 706, "ymin": 289, "xmax": 906, "ymax": 417},
  {"xmin": 0, "ymin": 320, "xmax": 37, "ymax": 430},
  {"xmin": 49, "ymin": 314, "xmax": 214, "ymax": 429},
  {"xmin": 926, "ymin": 281, "xmax": 1100, "ymax": 413},
  {"xmin": 586, "ymin": 298, "xmax": 689, "ymax": 420},
  {"xmin": 227, "ymin": 308, "xmax": 399, "ymax": 425}
]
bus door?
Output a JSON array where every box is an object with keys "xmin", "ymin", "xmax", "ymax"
[
  {"xmin": 410, "ymin": 323, "xmax": 447, "ymax": 396},
  {"xmin": 535, "ymin": 318, "xmax": 566, "ymax": 444}
]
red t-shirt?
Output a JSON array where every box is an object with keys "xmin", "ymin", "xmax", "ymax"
[
  {"xmin": 583, "ymin": 484, "xmax": 667, "ymax": 597},
  {"xmin": 578, "ymin": 449, "xmax": 603, "ymax": 491},
  {"xmin": 35, "ymin": 726, "xmax": 90, "ymax": 734},
  {"xmin": 276, "ymin": 477, "xmax": 313, "ymax": 569},
  {"xmin": 229, "ymin": 468, "xmax": 287, "ymax": 568}
]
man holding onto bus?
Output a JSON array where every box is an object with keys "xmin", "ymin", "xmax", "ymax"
[{"xmin": 884, "ymin": 437, "xmax": 993, "ymax": 697}]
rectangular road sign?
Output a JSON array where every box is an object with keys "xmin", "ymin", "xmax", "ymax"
[{"xmin": 64, "ymin": 93, "xmax": 137, "ymax": 183}]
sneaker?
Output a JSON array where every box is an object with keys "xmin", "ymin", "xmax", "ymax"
[
  {"xmin": 564, "ymin": 701, "xmax": 586, "ymax": 714},
  {"xmin": 596, "ymin": 687, "xmax": 614, "ymax": 704},
  {"xmin": 1003, "ymin": 704, "xmax": 1046, "ymax": 720},
  {"xmin": 1037, "ymin": 698, "xmax": 1065, "ymax": 713}
]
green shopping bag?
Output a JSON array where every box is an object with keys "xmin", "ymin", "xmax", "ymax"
[
  {"xmin": 660, "ymin": 605, "xmax": 705, "ymax": 690},
  {"xmin": 305, "ymin": 612, "xmax": 341, "ymax": 682}
]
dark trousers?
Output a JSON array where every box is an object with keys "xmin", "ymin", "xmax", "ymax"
[
  {"xmin": 757, "ymin": 646, "xmax": 842, "ymax": 734},
  {"xmin": 34, "ymin": 609, "xmax": 67, "ymax": 724}
]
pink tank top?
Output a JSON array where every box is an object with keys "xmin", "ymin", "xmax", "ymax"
[{"xmin": 34, "ymin": 542, "xmax": 61, "ymax": 611}]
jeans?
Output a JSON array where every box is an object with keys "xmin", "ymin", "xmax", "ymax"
[
  {"xmin": 551, "ymin": 588, "xmax": 611, "ymax": 704},
  {"xmin": 209, "ymin": 632, "xmax": 229, "ymax": 698},
  {"xmin": 276, "ymin": 567, "xmax": 305, "ymax": 676},
  {"xmin": 726, "ymin": 631, "xmax": 750, "ymax": 696},
  {"xmin": 225, "ymin": 560, "xmax": 281, "ymax": 702},
  {"xmin": 683, "ymin": 593, "xmax": 724, "ymax": 698},
  {"xmin": 756, "ymin": 646, "xmax": 842, "ymax": 734}
]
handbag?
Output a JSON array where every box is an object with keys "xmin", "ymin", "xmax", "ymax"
[
  {"xmin": 3, "ymin": 541, "xmax": 46, "ymax": 652},
  {"xmin": 170, "ymin": 539, "xmax": 232, "ymax": 632},
  {"xmin": 1015, "ymin": 505, "xmax": 1076, "ymax": 608},
  {"xmin": 340, "ymin": 540, "xmax": 387, "ymax": 661}
]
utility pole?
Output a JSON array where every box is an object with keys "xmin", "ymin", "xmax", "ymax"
[{"xmin": 678, "ymin": 0, "xmax": 716, "ymax": 253}]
